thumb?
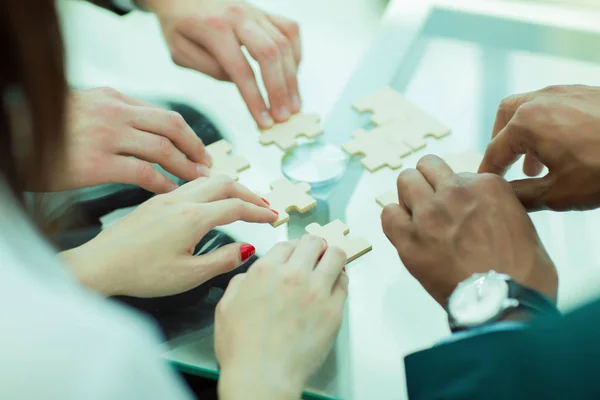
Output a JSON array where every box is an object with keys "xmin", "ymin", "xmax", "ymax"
[
  {"xmin": 510, "ymin": 176, "xmax": 553, "ymax": 211},
  {"xmin": 186, "ymin": 243, "xmax": 256, "ymax": 286}
]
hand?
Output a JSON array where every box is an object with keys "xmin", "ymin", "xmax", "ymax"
[
  {"xmin": 381, "ymin": 155, "xmax": 558, "ymax": 307},
  {"xmin": 479, "ymin": 84, "xmax": 600, "ymax": 211},
  {"xmin": 215, "ymin": 237, "xmax": 348, "ymax": 399},
  {"xmin": 143, "ymin": 0, "xmax": 302, "ymax": 129},
  {"xmin": 47, "ymin": 87, "xmax": 211, "ymax": 194},
  {"xmin": 60, "ymin": 175, "xmax": 277, "ymax": 297}
]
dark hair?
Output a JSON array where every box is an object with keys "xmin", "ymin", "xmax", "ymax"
[{"xmin": 0, "ymin": 0, "xmax": 67, "ymax": 197}]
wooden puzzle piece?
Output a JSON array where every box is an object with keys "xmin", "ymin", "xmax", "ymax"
[
  {"xmin": 354, "ymin": 87, "xmax": 418, "ymax": 126},
  {"xmin": 305, "ymin": 219, "xmax": 372, "ymax": 263},
  {"xmin": 259, "ymin": 113, "xmax": 324, "ymax": 150},
  {"xmin": 206, "ymin": 140, "xmax": 250, "ymax": 181},
  {"xmin": 263, "ymin": 178, "xmax": 317, "ymax": 227},
  {"xmin": 376, "ymin": 191, "xmax": 398, "ymax": 208},
  {"xmin": 442, "ymin": 150, "xmax": 484, "ymax": 173},
  {"xmin": 342, "ymin": 125, "xmax": 412, "ymax": 172}
]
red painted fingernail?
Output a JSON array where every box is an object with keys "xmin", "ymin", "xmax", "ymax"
[
  {"xmin": 261, "ymin": 197, "xmax": 270, "ymax": 206},
  {"xmin": 343, "ymin": 267, "xmax": 347, "ymax": 272},
  {"xmin": 240, "ymin": 244, "xmax": 256, "ymax": 263},
  {"xmin": 271, "ymin": 209, "xmax": 279, "ymax": 215}
]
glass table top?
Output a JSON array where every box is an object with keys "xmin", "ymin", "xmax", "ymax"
[{"xmin": 164, "ymin": 1, "xmax": 600, "ymax": 398}]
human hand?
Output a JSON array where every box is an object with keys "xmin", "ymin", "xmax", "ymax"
[
  {"xmin": 215, "ymin": 237, "xmax": 348, "ymax": 399},
  {"xmin": 381, "ymin": 155, "xmax": 557, "ymax": 307},
  {"xmin": 142, "ymin": 0, "xmax": 302, "ymax": 129},
  {"xmin": 46, "ymin": 87, "xmax": 211, "ymax": 194},
  {"xmin": 60, "ymin": 175, "xmax": 277, "ymax": 298},
  {"xmin": 479, "ymin": 84, "xmax": 600, "ymax": 211}
]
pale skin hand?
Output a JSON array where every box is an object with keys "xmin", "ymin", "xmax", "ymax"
[
  {"xmin": 215, "ymin": 237, "xmax": 348, "ymax": 400},
  {"xmin": 140, "ymin": 0, "xmax": 302, "ymax": 129},
  {"xmin": 48, "ymin": 87, "xmax": 212, "ymax": 194},
  {"xmin": 60, "ymin": 175, "xmax": 277, "ymax": 298},
  {"xmin": 479, "ymin": 84, "xmax": 600, "ymax": 212},
  {"xmin": 381, "ymin": 155, "xmax": 558, "ymax": 307}
]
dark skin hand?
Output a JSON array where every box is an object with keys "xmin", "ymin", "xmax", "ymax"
[
  {"xmin": 381, "ymin": 155, "xmax": 558, "ymax": 307},
  {"xmin": 479, "ymin": 84, "xmax": 600, "ymax": 212}
]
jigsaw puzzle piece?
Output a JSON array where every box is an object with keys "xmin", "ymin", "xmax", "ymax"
[
  {"xmin": 206, "ymin": 140, "xmax": 250, "ymax": 181},
  {"xmin": 391, "ymin": 116, "xmax": 451, "ymax": 151},
  {"xmin": 305, "ymin": 219, "xmax": 372, "ymax": 263},
  {"xmin": 264, "ymin": 178, "xmax": 317, "ymax": 227},
  {"xmin": 342, "ymin": 128, "xmax": 412, "ymax": 172},
  {"xmin": 376, "ymin": 191, "xmax": 398, "ymax": 208},
  {"xmin": 353, "ymin": 87, "xmax": 416, "ymax": 126},
  {"xmin": 259, "ymin": 113, "xmax": 324, "ymax": 151},
  {"xmin": 442, "ymin": 150, "xmax": 484, "ymax": 173}
]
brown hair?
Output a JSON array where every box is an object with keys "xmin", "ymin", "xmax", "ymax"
[{"xmin": 0, "ymin": 0, "xmax": 67, "ymax": 198}]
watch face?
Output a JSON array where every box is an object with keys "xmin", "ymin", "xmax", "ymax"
[{"xmin": 449, "ymin": 273, "xmax": 509, "ymax": 327}]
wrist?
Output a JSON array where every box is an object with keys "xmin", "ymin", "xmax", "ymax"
[
  {"xmin": 218, "ymin": 367, "xmax": 302, "ymax": 400},
  {"xmin": 59, "ymin": 246, "xmax": 118, "ymax": 296}
]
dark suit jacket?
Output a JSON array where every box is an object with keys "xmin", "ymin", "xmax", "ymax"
[
  {"xmin": 86, "ymin": 0, "xmax": 131, "ymax": 15},
  {"xmin": 405, "ymin": 299, "xmax": 600, "ymax": 399}
]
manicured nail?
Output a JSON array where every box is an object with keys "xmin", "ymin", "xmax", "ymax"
[
  {"xmin": 271, "ymin": 209, "xmax": 279, "ymax": 215},
  {"xmin": 291, "ymin": 95, "xmax": 301, "ymax": 111},
  {"xmin": 342, "ymin": 267, "xmax": 347, "ymax": 272},
  {"xmin": 197, "ymin": 164, "xmax": 211, "ymax": 177},
  {"xmin": 278, "ymin": 106, "xmax": 290, "ymax": 120},
  {"xmin": 261, "ymin": 197, "xmax": 270, "ymax": 206},
  {"xmin": 261, "ymin": 112, "xmax": 274, "ymax": 128},
  {"xmin": 240, "ymin": 244, "xmax": 256, "ymax": 263}
]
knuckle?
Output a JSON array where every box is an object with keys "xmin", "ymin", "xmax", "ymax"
[
  {"xmin": 99, "ymin": 86, "xmax": 121, "ymax": 99},
  {"xmin": 281, "ymin": 269, "xmax": 307, "ymax": 287},
  {"xmin": 540, "ymin": 84, "xmax": 566, "ymax": 94},
  {"xmin": 327, "ymin": 246, "xmax": 347, "ymax": 262},
  {"xmin": 443, "ymin": 183, "xmax": 473, "ymax": 203},
  {"xmin": 284, "ymin": 20, "xmax": 300, "ymax": 37},
  {"xmin": 303, "ymin": 234, "xmax": 324, "ymax": 247},
  {"xmin": 136, "ymin": 162, "xmax": 157, "ymax": 187},
  {"xmin": 416, "ymin": 154, "xmax": 441, "ymax": 169},
  {"xmin": 397, "ymin": 168, "xmax": 415, "ymax": 186},
  {"xmin": 167, "ymin": 111, "xmax": 187, "ymax": 133},
  {"xmin": 198, "ymin": 15, "xmax": 230, "ymax": 33},
  {"xmin": 478, "ymin": 173, "xmax": 510, "ymax": 192},
  {"xmin": 258, "ymin": 43, "xmax": 280, "ymax": 62},
  {"xmin": 157, "ymin": 136, "xmax": 175, "ymax": 158}
]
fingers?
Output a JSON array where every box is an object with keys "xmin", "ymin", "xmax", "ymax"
[
  {"xmin": 236, "ymin": 21, "xmax": 290, "ymax": 122},
  {"xmin": 331, "ymin": 273, "xmax": 349, "ymax": 311},
  {"xmin": 118, "ymin": 129, "xmax": 209, "ymax": 182},
  {"xmin": 170, "ymin": 35, "xmax": 230, "ymax": 81},
  {"xmin": 129, "ymin": 106, "xmax": 211, "ymax": 167},
  {"xmin": 510, "ymin": 176, "xmax": 553, "ymax": 211},
  {"xmin": 523, "ymin": 153, "xmax": 545, "ymax": 177},
  {"xmin": 186, "ymin": 243, "xmax": 253, "ymax": 288},
  {"xmin": 180, "ymin": 176, "xmax": 270, "ymax": 209},
  {"xmin": 219, "ymin": 273, "xmax": 247, "ymax": 306},
  {"xmin": 416, "ymin": 155, "xmax": 456, "ymax": 190},
  {"xmin": 258, "ymin": 240, "xmax": 298, "ymax": 267},
  {"xmin": 315, "ymin": 246, "xmax": 347, "ymax": 290},
  {"xmin": 286, "ymin": 234, "xmax": 327, "ymax": 271},
  {"xmin": 381, "ymin": 203, "xmax": 412, "ymax": 248},
  {"xmin": 105, "ymin": 156, "xmax": 179, "ymax": 194},
  {"xmin": 491, "ymin": 92, "xmax": 535, "ymax": 139},
  {"xmin": 258, "ymin": 17, "xmax": 301, "ymax": 113},
  {"xmin": 396, "ymin": 168, "xmax": 434, "ymax": 210},
  {"xmin": 478, "ymin": 124, "xmax": 530, "ymax": 176},
  {"xmin": 202, "ymin": 198, "xmax": 278, "ymax": 229},
  {"xmin": 267, "ymin": 14, "xmax": 302, "ymax": 65}
]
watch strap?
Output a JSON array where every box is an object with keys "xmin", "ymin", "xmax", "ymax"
[{"xmin": 508, "ymin": 280, "xmax": 560, "ymax": 317}]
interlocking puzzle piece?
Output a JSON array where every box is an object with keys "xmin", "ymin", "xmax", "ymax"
[
  {"xmin": 376, "ymin": 191, "xmax": 398, "ymax": 208},
  {"xmin": 259, "ymin": 113, "xmax": 324, "ymax": 150},
  {"xmin": 206, "ymin": 140, "xmax": 250, "ymax": 181},
  {"xmin": 354, "ymin": 87, "xmax": 416, "ymax": 126},
  {"xmin": 305, "ymin": 219, "xmax": 372, "ymax": 263},
  {"xmin": 342, "ymin": 122, "xmax": 413, "ymax": 172},
  {"xmin": 442, "ymin": 150, "xmax": 484, "ymax": 173},
  {"xmin": 263, "ymin": 178, "xmax": 316, "ymax": 227}
]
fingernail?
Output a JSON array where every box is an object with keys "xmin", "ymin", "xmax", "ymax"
[
  {"xmin": 205, "ymin": 152, "xmax": 214, "ymax": 168},
  {"xmin": 343, "ymin": 267, "xmax": 347, "ymax": 272},
  {"xmin": 261, "ymin": 112, "xmax": 274, "ymax": 128},
  {"xmin": 169, "ymin": 180, "xmax": 179, "ymax": 191},
  {"xmin": 291, "ymin": 95, "xmax": 301, "ymax": 111},
  {"xmin": 271, "ymin": 209, "xmax": 279, "ymax": 215},
  {"xmin": 322, "ymin": 238, "xmax": 328, "ymax": 247},
  {"xmin": 261, "ymin": 197, "xmax": 270, "ymax": 206},
  {"xmin": 197, "ymin": 164, "xmax": 211, "ymax": 177},
  {"xmin": 240, "ymin": 244, "xmax": 256, "ymax": 263},
  {"xmin": 278, "ymin": 106, "xmax": 290, "ymax": 120}
]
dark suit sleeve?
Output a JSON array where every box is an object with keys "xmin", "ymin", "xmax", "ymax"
[
  {"xmin": 405, "ymin": 300, "xmax": 600, "ymax": 400},
  {"xmin": 85, "ymin": 0, "xmax": 131, "ymax": 16}
]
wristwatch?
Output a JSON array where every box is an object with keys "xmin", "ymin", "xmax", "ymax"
[{"xmin": 447, "ymin": 270, "xmax": 560, "ymax": 332}]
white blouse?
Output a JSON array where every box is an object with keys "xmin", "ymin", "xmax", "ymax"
[{"xmin": 0, "ymin": 179, "xmax": 191, "ymax": 399}]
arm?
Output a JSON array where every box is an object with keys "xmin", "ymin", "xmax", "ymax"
[{"xmin": 406, "ymin": 300, "xmax": 600, "ymax": 399}]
